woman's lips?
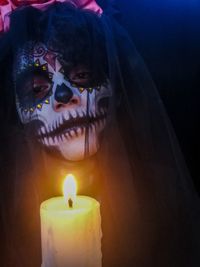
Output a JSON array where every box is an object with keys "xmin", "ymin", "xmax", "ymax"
[{"xmin": 37, "ymin": 109, "xmax": 107, "ymax": 139}]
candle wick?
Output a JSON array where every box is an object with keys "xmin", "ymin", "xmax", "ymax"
[{"xmin": 68, "ymin": 198, "xmax": 73, "ymax": 208}]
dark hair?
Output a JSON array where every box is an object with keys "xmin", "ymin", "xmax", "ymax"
[{"xmin": 14, "ymin": 4, "xmax": 107, "ymax": 79}]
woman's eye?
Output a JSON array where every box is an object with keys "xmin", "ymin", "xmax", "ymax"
[
  {"xmin": 16, "ymin": 74, "xmax": 52, "ymax": 109},
  {"xmin": 33, "ymin": 84, "xmax": 50, "ymax": 99},
  {"xmin": 75, "ymin": 72, "xmax": 90, "ymax": 80},
  {"xmin": 69, "ymin": 69, "xmax": 92, "ymax": 87},
  {"xmin": 33, "ymin": 85, "xmax": 48, "ymax": 93},
  {"xmin": 67, "ymin": 65, "xmax": 93, "ymax": 87}
]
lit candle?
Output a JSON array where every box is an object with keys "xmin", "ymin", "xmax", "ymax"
[{"xmin": 40, "ymin": 174, "xmax": 102, "ymax": 267}]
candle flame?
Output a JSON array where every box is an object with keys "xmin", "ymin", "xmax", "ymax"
[{"xmin": 63, "ymin": 174, "xmax": 77, "ymax": 207}]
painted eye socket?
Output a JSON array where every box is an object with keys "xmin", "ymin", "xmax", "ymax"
[
  {"xmin": 33, "ymin": 83, "xmax": 51, "ymax": 99},
  {"xmin": 75, "ymin": 72, "xmax": 90, "ymax": 79},
  {"xmin": 70, "ymin": 71, "xmax": 91, "ymax": 87},
  {"xmin": 16, "ymin": 75, "xmax": 52, "ymax": 109},
  {"xmin": 67, "ymin": 65, "xmax": 94, "ymax": 88}
]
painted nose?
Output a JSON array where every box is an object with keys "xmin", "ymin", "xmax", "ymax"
[
  {"xmin": 53, "ymin": 83, "xmax": 80, "ymax": 112},
  {"xmin": 55, "ymin": 83, "xmax": 73, "ymax": 104}
]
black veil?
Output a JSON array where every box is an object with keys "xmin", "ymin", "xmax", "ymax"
[{"xmin": 0, "ymin": 3, "xmax": 200, "ymax": 267}]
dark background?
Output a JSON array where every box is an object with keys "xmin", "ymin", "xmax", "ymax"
[{"xmin": 98, "ymin": 0, "xmax": 200, "ymax": 193}]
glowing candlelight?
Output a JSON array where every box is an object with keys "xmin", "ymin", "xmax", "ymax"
[
  {"xmin": 40, "ymin": 174, "xmax": 102, "ymax": 267},
  {"xmin": 63, "ymin": 174, "xmax": 77, "ymax": 208}
]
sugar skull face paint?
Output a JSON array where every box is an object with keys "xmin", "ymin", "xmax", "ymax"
[{"xmin": 14, "ymin": 42, "xmax": 112, "ymax": 161}]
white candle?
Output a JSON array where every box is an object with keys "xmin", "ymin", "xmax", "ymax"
[{"xmin": 40, "ymin": 175, "xmax": 102, "ymax": 267}]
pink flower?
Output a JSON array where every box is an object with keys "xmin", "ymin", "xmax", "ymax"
[
  {"xmin": 0, "ymin": 0, "xmax": 12, "ymax": 33},
  {"xmin": 0, "ymin": 0, "xmax": 9, "ymax": 5},
  {"xmin": 0, "ymin": 0, "xmax": 102, "ymax": 34}
]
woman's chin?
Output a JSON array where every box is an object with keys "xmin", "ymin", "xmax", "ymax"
[{"xmin": 53, "ymin": 134, "xmax": 100, "ymax": 162}]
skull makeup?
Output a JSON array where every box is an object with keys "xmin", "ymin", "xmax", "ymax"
[{"xmin": 14, "ymin": 43, "xmax": 112, "ymax": 161}]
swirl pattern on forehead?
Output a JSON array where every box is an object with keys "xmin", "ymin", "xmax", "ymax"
[
  {"xmin": 33, "ymin": 43, "xmax": 47, "ymax": 58},
  {"xmin": 15, "ymin": 42, "xmax": 57, "ymax": 75}
]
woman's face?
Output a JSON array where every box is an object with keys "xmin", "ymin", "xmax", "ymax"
[{"xmin": 14, "ymin": 42, "xmax": 111, "ymax": 161}]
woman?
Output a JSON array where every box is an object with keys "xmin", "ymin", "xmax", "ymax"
[{"xmin": 0, "ymin": 1, "xmax": 200, "ymax": 266}]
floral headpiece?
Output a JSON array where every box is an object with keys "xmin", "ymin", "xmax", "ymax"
[{"xmin": 0, "ymin": 0, "xmax": 103, "ymax": 33}]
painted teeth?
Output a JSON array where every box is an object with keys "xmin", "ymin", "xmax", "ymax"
[
  {"xmin": 64, "ymin": 132, "xmax": 70, "ymax": 141},
  {"xmin": 69, "ymin": 113, "xmax": 73, "ymax": 120},
  {"xmin": 49, "ymin": 124, "xmax": 53, "ymax": 133},
  {"xmin": 58, "ymin": 135, "xmax": 62, "ymax": 142},
  {"xmin": 37, "ymin": 130, "xmax": 42, "ymax": 136},
  {"xmin": 68, "ymin": 131, "xmax": 73, "ymax": 138},
  {"xmin": 71, "ymin": 110, "xmax": 77, "ymax": 118},
  {"xmin": 41, "ymin": 127, "xmax": 45, "ymax": 134},
  {"xmin": 37, "ymin": 108, "xmax": 108, "ymax": 145},
  {"xmin": 64, "ymin": 112, "xmax": 69, "ymax": 121},
  {"xmin": 56, "ymin": 120, "xmax": 59, "ymax": 129},
  {"xmin": 71, "ymin": 130, "xmax": 76, "ymax": 138},
  {"xmin": 53, "ymin": 120, "xmax": 57, "ymax": 131},
  {"xmin": 77, "ymin": 128, "xmax": 82, "ymax": 135},
  {"xmin": 60, "ymin": 115, "xmax": 63, "ymax": 126},
  {"xmin": 79, "ymin": 110, "xmax": 84, "ymax": 118},
  {"xmin": 39, "ymin": 123, "xmax": 102, "ymax": 145}
]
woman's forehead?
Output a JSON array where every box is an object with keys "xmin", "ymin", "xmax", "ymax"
[
  {"xmin": 14, "ymin": 39, "xmax": 108, "ymax": 85},
  {"xmin": 15, "ymin": 42, "xmax": 60, "ymax": 75}
]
